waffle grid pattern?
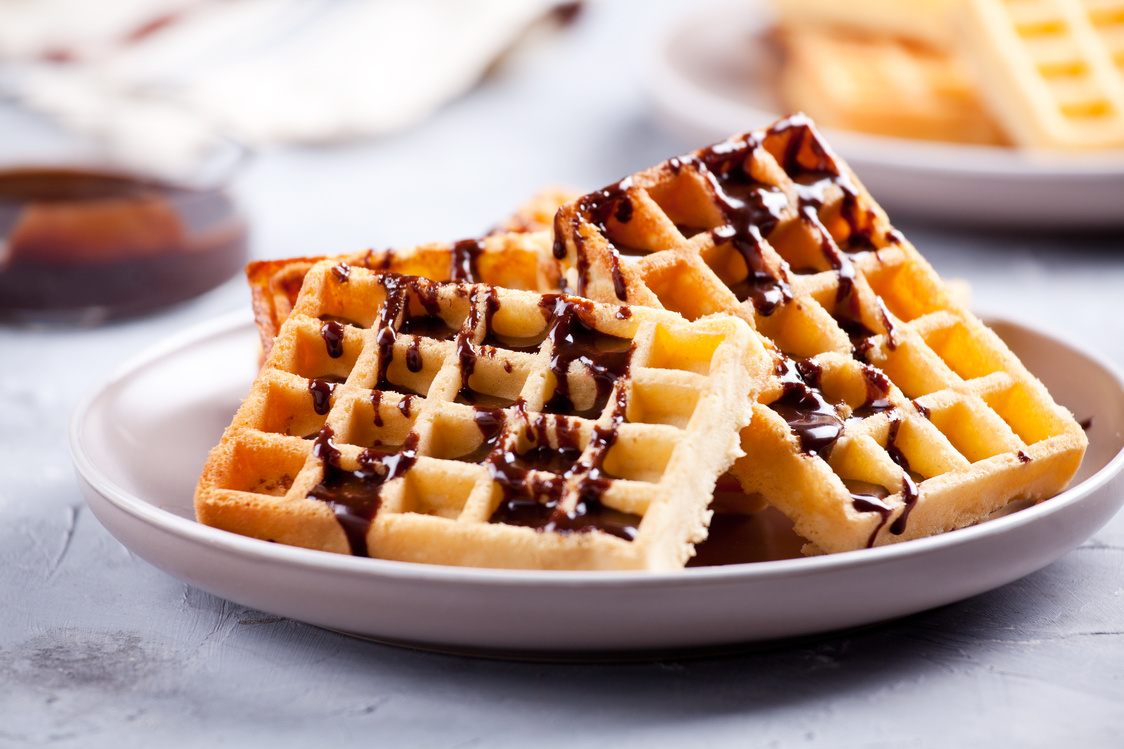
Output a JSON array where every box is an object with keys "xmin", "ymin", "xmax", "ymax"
[
  {"xmin": 963, "ymin": 0, "xmax": 1124, "ymax": 148},
  {"xmin": 248, "ymin": 230, "xmax": 560, "ymax": 358},
  {"xmin": 197, "ymin": 263, "xmax": 761, "ymax": 569},
  {"xmin": 777, "ymin": 25, "xmax": 1007, "ymax": 144},
  {"xmin": 552, "ymin": 115, "xmax": 1087, "ymax": 553}
]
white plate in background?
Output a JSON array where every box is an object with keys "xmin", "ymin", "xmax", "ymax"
[
  {"xmin": 645, "ymin": 2, "xmax": 1124, "ymax": 228},
  {"xmin": 70, "ymin": 312, "xmax": 1124, "ymax": 657}
]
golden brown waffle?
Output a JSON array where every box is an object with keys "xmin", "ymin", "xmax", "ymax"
[
  {"xmin": 768, "ymin": 0, "xmax": 960, "ymax": 48},
  {"xmin": 248, "ymin": 230, "xmax": 560, "ymax": 358},
  {"xmin": 777, "ymin": 25, "xmax": 1007, "ymax": 145},
  {"xmin": 492, "ymin": 185, "xmax": 583, "ymax": 234},
  {"xmin": 247, "ymin": 187, "xmax": 579, "ymax": 357},
  {"xmin": 961, "ymin": 0, "xmax": 1124, "ymax": 149},
  {"xmin": 552, "ymin": 114, "xmax": 1087, "ymax": 554},
  {"xmin": 196, "ymin": 263, "xmax": 763, "ymax": 570}
]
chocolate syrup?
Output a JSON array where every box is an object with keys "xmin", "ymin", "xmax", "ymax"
[
  {"xmin": 320, "ymin": 319, "xmax": 346, "ymax": 358},
  {"xmin": 768, "ymin": 114, "xmax": 880, "ymax": 253},
  {"xmin": 450, "ymin": 238, "xmax": 484, "ymax": 283},
  {"xmin": 850, "ymin": 365, "xmax": 894, "ymax": 418},
  {"xmin": 397, "ymin": 395, "xmax": 415, "ymax": 417},
  {"xmin": 0, "ymin": 167, "xmax": 247, "ymax": 323},
  {"xmin": 769, "ymin": 357, "xmax": 844, "ymax": 455},
  {"xmin": 371, "ymin": 274, "xmax": 411, "ymax": 391},
  {"xmin": 399, "ymin": 314, "xmax": 457, "ymax": 340},
  {"xmin": 454, "ymin": 391, "xmax": 518, "ymax": 408},
  {"xmin": 885, "ymin": 417, "xmax": 920, "ymax": 536},
  {"xmin": 308, "ymin": 378, "xmax": 339, "ymax": 415},
  {"xmin": 487, "ymin": 389, "xmax": 639, "ymax": 541},
  {"xmin": 307, "ymin": 426, "xmax": 419, "ymax": 557},
  {"xmin": 845, "ymin": 479, "xmax": 894, "ymax": 548},
  {"xmin": 371, "ymin": 391, "xmax": 384, "ymax": 427},
  {"xmin": 1018, "ymin": 450, "xmax": 1032, "ymax": 464},
  {"xmin": 405, "ymin": 337, "xmax": 423, "ymax": 373},
  {"xmin": 546, "ymin": 388, "xmax": 640, "ymax": 540},
  {"xmin": 540, "ymin": 295, "xmax": 633, "ymax": 417},
  {"xmin": 555, "ymin": 180, "xmax": 634, "ymax": 301},
  {"xmin": 687, "ymin": 138, "xmax": 793, "ymax": 315},
  {"xmin": 331, "ymin": 262, "xmax": 351, "ymax": 283},
  {"xmin": 511, "ymin": 444, "xmax": 583, "ymax": 474},
  {"xmin": 481, "ymin": 329, "xmax": 549, "ymax": 353},
  {"xmin": 454, "ymin": 408, "xmax": 506, "ymax": 464},
  {"xmin": 454, "ymin": 286, "xmax": 506, "ymax": 404}
]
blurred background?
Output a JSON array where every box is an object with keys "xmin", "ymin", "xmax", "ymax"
[{"xmin": 3, "ymin": 1, "xmax": 1124, "ymax": 745}]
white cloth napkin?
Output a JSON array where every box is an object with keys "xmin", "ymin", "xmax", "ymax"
[{"xmin": 1, "ymin": 0, "xmax": 570, "ymax": 144}]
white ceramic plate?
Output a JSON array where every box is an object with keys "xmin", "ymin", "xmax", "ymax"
[
  {"xmin": 645, "ymin": 2, "xmax": 1124, "ymax": 228},
  {"xmin": 70, "ymin": 312, "xmax": 1124, "ymax": 657}
]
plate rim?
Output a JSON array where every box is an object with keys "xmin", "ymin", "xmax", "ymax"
[
  {"xmin": 644, "ymin": 0, "xmax": 1124, "ymax": 178},
  {"xmin": 69, "ymin": 310, "xmax": 1124, "ymax": 590}
]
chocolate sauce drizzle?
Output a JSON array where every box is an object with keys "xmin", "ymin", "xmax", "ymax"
[
  {"xmin": 307, "ymin": 426, "xmax": 419, "ymax": 557},
  {"xmin": 884, "ymin": 417, "xmax": 920, "ymax": 537},
  {"xmin": 850, "ymin": 365, "xmax": 894, "ymax": 419},
  {"xmin": 555, "ymin": 179, "xmax": 634, "ymax": 302},
  {"xmin": 846, "ymin": 417, "xmax": 919, "ymax": 548},
  {"xmin": 450, "ymin": 239, "xmax": 484, "ymax": 283},
  {"xmin": 307, "ymin": 378, "xmax": 339, "ymax": 416},
  {"xmin": 551, "ymin": 388, "xmax": 640, "ymax": 540},
  {"xmin": 769, "ymin": 113, "xmax": 882, "ymax": 254},
  {"xmin": 320, "ymin": 319, "xmax": 345, "ymax": 359},
  {"xmin": 371, "ymin": 391, "xmax": 384, "ymax": 427},
  {"xmin": 454, "ymin": 286, "xmax": 497, "ymax": 404},
  {"xmin": 369, "ymin": 273, "xmax": 454, "ymax": 392},
  {"xmin": 845, "ymin": 480, "xmax": 894, "ymax": 548},
  {"xmin": 306, "ymin": 274, "xmax": 644, "ymax": 553},
  {"xmin": 769, "ymin": 356, "xmax": 845, "ymax": 455},
  {"xmin": 487, "ymin": 390, "xmax": 640, "ymax": 541},
  {"xmin": 372, "ymin": 275, "xmax": 410, "ymax": 391},
  {"xmin": 687, "ymin": 137, "xmax": 793, "ymax": 315},
  {"xmin": 539, "ymin": 295, "xmax": 634, "ymax": 418},
  {"xmin": 331, "ymin": 262, "xmax": 351, "ymax": 283}
]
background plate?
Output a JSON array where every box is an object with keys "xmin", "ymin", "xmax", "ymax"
[
  {"xmin": 645, "ymin": 2, "xmax": 1124, "ymax": 228},
  {"xmin": 70, "ymin": 312, "xmax": 1124, "ymax": 657}
]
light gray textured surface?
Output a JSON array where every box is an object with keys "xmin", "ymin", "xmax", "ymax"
[{"xmin": 2, "ymin": 2, "xmax": 1123, "ymax": 746}]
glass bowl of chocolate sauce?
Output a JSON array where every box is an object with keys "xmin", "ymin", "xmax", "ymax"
[{"xmin": 0, "ymin": 105, "xmax": 249, "ymax": 325}]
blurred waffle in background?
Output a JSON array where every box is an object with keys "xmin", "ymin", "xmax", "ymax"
[
  {"xmin": 768, "ymin": 0, "xmax": 1124, "ymax": 150},
  {"xmin": 0, "ymin": 0, "xmax": 580, "ymax": 145}
]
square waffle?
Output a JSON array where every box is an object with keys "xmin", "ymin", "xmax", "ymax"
[
  {"xmin": 551, "ymin": 113, "xmax": 1088, "ymax": 554},
  {"xmin": 248, "ymin": 231, "xmax": 560, "ymax": 359},
  {"xmin": 196, "ymin": 263, "xmax": 764, "ymax": 570},
  {"xmin": 768, "ymin": 0, "xmax": 960, "ymax": 48},
  {"xmin": 961, "ymin": 0, "xmax": 1124, "ymax": 148},
  {"xmin": 777, "ymin": 25, "xmax": 1007, "ymax": 145},
  {"xmin": 247, "ymin": 187, "xmax": 580, "ymax": 358}
]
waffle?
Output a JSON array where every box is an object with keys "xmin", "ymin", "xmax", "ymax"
[
  {"xmin": 960, "ymin": 0, "xmax": 1124, "ymax": 149},
  {"xmin": 551, "ymin": 114, "xmax": 1087, "ymax": 554},
  {"xmin": 196, "ymin": 263, "xmax": 763, "ymax": 570},
  {"xmin": 248, "ymin": 187, "xmax": 578, "ymax": 357},
  {"xmin": 768, "ymin": 0, "xmax": 959, "ymax": 48},
  {"xmin": 777, "ymin": 25, "xmax": 1007, "ymax": 144},
  {"xmin": 248, "ymin": 230, "xmax": 560, "ymax": 358},
  {"xmin": 492, "ymin": 185, "xmax": 583, "ymax": 234}
]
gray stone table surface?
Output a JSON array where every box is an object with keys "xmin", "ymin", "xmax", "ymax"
[{"xmin": 2, "ymin": 2, "xmax": 1123, "ymax": 746}]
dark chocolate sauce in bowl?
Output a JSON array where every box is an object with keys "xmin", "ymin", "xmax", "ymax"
[{"xmin": 0, "ymin": 165, "xmax": 248, "ymax": 325}]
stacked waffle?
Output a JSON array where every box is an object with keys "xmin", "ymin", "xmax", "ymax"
[
  {"xmin": 552, "ymin": 114, "xmax": 1087, "ymax": 554},
  {"xmin": 196, "ymin": 264, "xmax": 761, "ymax": 569},
  {"xmin": 196, "ymin": 116, "xmax": 1086, "ymax": 568},
  {"xmin": 769, "ymin": 0, "xmax": 1124, "ymax": 149}
]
